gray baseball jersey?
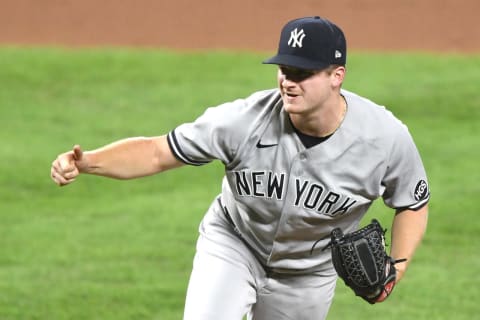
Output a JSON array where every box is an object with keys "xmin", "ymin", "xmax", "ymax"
[{"xmin": 167, "ymin": 88, "xmax": 430, "ymax": 272}]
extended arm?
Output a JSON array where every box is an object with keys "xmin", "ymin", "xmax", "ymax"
[{"xmin": 51, "ymin": 135, "xmax": 184, "ymax": 186}]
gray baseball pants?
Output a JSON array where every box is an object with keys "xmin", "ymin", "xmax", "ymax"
[{"xmin": 183, "ymin": 202, "xmax": 337, "ymax": 320}]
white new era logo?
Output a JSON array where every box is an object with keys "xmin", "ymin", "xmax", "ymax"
[
  {"xmin": 335, "ymin": 50, "xmax": 342, "ymax": 59},
  {"xmin": 288, "ymin": 28, "xmax": 306, "ymax": 48}
]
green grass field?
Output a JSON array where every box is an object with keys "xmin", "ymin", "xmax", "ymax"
[{"xmin": 0, "ymin": 47, "xmax": 478, "ymax": 319}]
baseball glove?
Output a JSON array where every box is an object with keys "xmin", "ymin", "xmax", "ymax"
[{"xmin": 324, "ymin": 219, "xmax": 406, "ymax": 304}]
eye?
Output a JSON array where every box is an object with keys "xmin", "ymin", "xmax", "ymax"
[{"xmin": 280, "ymin": 66, "xmax": 316, "ymax": 82}]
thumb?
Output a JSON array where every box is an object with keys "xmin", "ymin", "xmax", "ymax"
[{"xmin": 73, "ymin": 144, "xmax": 83, "ymax": 161}]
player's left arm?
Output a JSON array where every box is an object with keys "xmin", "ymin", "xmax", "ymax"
[{"xmin": 389, "ymin": 204, "xmax": 429, "ymax": 283}]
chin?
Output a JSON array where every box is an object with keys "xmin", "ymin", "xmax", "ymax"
[
  {"xmin": 282, "ymin": 99, "xmax": 301, "ymax": 112},
  {"xmin": 283, "ymin": 105, "xmax": 303, "ymax": 115}
]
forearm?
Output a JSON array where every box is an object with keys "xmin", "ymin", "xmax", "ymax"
[
  {"xmin": 390, "ymin": 205, "xmax": 429, "ymax": 282},
  {"xmin": 81, "ymin": 136, "xmax": 180, "ymax": 179}
]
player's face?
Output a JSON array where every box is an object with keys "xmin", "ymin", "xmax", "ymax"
[{"xmin": 277, "ymin": 65, "xmax": 344, "ymax": 115}]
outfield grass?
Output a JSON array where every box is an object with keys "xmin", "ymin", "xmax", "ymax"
[{"xmin": 0, "ymin": 47, "xmax": 478, "ymax": 319}]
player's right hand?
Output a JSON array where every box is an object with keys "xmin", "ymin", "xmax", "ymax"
[{"xmin": 51, "ymin": 145, "xmax": 87, "ymax": 186}]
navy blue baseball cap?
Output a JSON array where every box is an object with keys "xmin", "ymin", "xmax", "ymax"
[{"xmin": 263, "ymin": 16, "xmax": 347, "ymax": 70}]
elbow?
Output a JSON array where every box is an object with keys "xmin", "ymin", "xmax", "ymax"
[{"xmin": 151, "ymin": 135, "xmax": 184, "ymax": 173}]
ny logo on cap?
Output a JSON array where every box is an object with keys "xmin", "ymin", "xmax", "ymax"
[{"xmin": 288, "ymin": 28, "xmax": 306, "ymax": 48}]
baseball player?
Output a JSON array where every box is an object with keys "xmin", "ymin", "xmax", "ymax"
[{"xmin": 51, "ymin": 16, "xmax": 430, "ymax": 320}]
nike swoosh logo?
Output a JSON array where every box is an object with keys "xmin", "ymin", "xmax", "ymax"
[{"xmin": 256, "ymin": 140, "xmax": 279, "ymax": 148}]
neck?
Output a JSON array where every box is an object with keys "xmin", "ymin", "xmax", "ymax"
[{"xmin": 289, "ymin": 94, "xmax": 347, "ymax": 137}]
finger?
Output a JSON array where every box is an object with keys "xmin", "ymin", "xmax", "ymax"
[
  {"xmin": 58, "ymin": 177, "xmax": 76, "ymax": 186},
  {"xmin": 51, "ymin": 159, "xmax": 61, "ymax": 173},
  {"xmin": 51, "ymin": 160, "xmax": 68, "ymax": 178},
  {"xmin": 58, "ymin": 156, "xmax": 72, "ymax": 172},
  {"xmin": 51, "ymin": 161, "xmax": 78, "ymax": 182},
  {"xmin": 51, "ymin": 168, "xmax": 75, "ymax": 186},
  {"xmin": 73, "ymin": 145, "xmax": 83, "ymax": 161},
  {"xmin": 63, "ymin": 167, "xmax": 80, "ymax": 180},
  {"xmin": 58, "ymin": 153, "xmax": 77, "ymax": 173}
]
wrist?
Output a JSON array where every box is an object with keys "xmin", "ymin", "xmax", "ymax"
[
  {"xmin": 394, "ymin": 263, "xmax": 407, "ymax": 283},
  {"xmin": 77, "ymin": 151, "xmax": 95, "ymax": 174}
]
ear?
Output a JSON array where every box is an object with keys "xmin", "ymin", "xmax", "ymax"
[{"xmin": 331, "ymin": 66, "xmax": 346, "ymax": 88}]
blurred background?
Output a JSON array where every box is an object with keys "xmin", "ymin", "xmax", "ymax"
[
  {"xmin": 1, "ymin": 0, "xmax": 479, "ymax": 52},
  {"xmin": 0, "ymin": 1, "xmax": 478, "ymax": 320}
]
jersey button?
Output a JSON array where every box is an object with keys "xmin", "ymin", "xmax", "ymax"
[{"xmin": 299, "ymin": 154, "xmax": 307, "ymax": 160}]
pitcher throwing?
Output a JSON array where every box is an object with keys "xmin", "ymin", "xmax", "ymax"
[{"xmin": 51, "ymin": 16, "xmax": 430, "ymax": 320}]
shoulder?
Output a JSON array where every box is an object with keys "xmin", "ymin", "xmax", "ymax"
[
  {"xmin": 246, "ymin": 88, "xmax": 281, "ymax": 104},
  {"xmin": 203, "ymin": 88, "xmax": 282, "ymax": 126},
  {"xmin": 341, "ymin": 89, "xmax": 410, "ymax": 141},
  {"xmin": 230, "ymin": 88, "xmax": 281, "ymax": 115},
  {"xmin": 206, "ymin": 88, "xmax": 279, "ymax": 112}
]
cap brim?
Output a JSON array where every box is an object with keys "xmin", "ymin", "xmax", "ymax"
[{"xmin": 263, "ymin": 54, "xmax": 330, "ymax": 70}]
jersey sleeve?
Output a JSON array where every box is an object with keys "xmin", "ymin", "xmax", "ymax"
[
  {"xmin": 381, "ymin": 121, "xmax": 430, "ymax": 211},
  {"xmin": 167, "ymin": 90, "xmax": 276, "ymax": 166}
]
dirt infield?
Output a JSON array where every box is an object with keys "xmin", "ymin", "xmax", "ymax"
[{"xmin": 1, "ymin": 0, "xmax": 479, "ymax": 53}]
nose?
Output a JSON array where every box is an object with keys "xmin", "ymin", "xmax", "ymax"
[{"xmin": 281, "ymin": 75, "xmax": 297, "ymax": 87}]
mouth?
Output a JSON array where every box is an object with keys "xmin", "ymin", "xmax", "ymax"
[
  {"xmin": 287, "ymin": 93, "xmax": 297, "ymax": 97},
  {"xmin": 284, "ymin": 92, "xmax": 300, "ymax": 99}
]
